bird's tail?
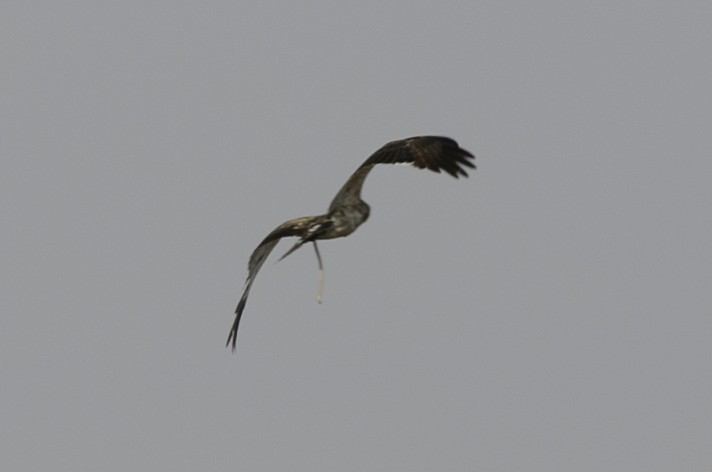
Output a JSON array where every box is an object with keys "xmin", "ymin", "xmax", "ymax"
[
  {"xmin": 278, "ymin": 238, "xmax": 308, "ymax": 262},
  {"xmin": 277, "ymin": 217, "xmax": 333, "ymax": 262}
]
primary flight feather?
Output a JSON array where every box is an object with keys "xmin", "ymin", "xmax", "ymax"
[{"xmin": 227, "ymin": 136, "xmax": 475, "ymax": 351}]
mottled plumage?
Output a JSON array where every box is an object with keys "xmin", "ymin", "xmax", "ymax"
[{"xmin": 227, "ymin": 136, "xmax": 475, "ymax": 351}]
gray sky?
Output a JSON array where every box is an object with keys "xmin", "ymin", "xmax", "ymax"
[{"xmin": 3, "ymin": 1, "xmax": 711, "ymax": 470}]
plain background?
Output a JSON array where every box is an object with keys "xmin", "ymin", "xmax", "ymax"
[{"xmin": 3, "ymin": 1, "xmax": 711, "ymax": 470}]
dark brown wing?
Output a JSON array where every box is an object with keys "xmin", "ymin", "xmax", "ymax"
[
  {"xmin": 227, "ymin": 215, "xmax": 330, "ymax": 351},
  {"xmin": 227, "ymin": 238, "xmax": 278, "ymax": 351},
  {"xmin": 330, "ymin": 136, "xmax": 475, "ymax": 209},
  {"xmin": 363, "ymin": 136, "xmax": 475, "ymax": 177}
]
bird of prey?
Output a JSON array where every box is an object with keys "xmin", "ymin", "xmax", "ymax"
[{"xmin": 227, "ymin": 136, "xmax": 475, "ymax": 351}]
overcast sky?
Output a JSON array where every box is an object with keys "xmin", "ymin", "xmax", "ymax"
[{"xmin": 3, "ymin": 1, "xmax": 711, "ymax": 470}]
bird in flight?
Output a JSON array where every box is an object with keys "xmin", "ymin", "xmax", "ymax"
[{"xmin": 227, "ymin": 136, "xmax": 475, "ymax": 351}]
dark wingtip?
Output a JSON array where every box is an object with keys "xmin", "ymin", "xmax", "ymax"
[
  {"xmin": 226, "ymin": 329, "xmax": 237, "ymax": 352},
  {"xmin": 226, "ymin": 298, "xmax": 247, "ymax": 353},
  {"xmin": 449, "ymin": 139, "xmax": 476, "ymax": 178},
  {"xmin": 226, "ymin": 325, "xmax": 238, "ymax": 352},
  {"xmin": 422, "ymin": 136, "xmax": 475, "ymax": 179}
]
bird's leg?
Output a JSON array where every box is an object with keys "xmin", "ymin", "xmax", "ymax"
[{"xmin": 312, "ymin": 241, "xmax": 324, "ymax": 304}]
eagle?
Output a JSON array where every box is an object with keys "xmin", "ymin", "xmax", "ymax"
[{"xmin": 227, "ymin": 136, "xmax": 475, "ymax": 351}]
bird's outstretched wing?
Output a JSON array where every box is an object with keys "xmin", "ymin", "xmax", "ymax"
[
  {"xmin": 226, "ymin": 215, "xmax": 333, "ymax": 351},
  {"xmin": 329, "ymin": 136, "xmax": 475, "ymax": 209},
  {"xmin": 229, "ymin": 136, "xmax": 474, "ymax": 351}
]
